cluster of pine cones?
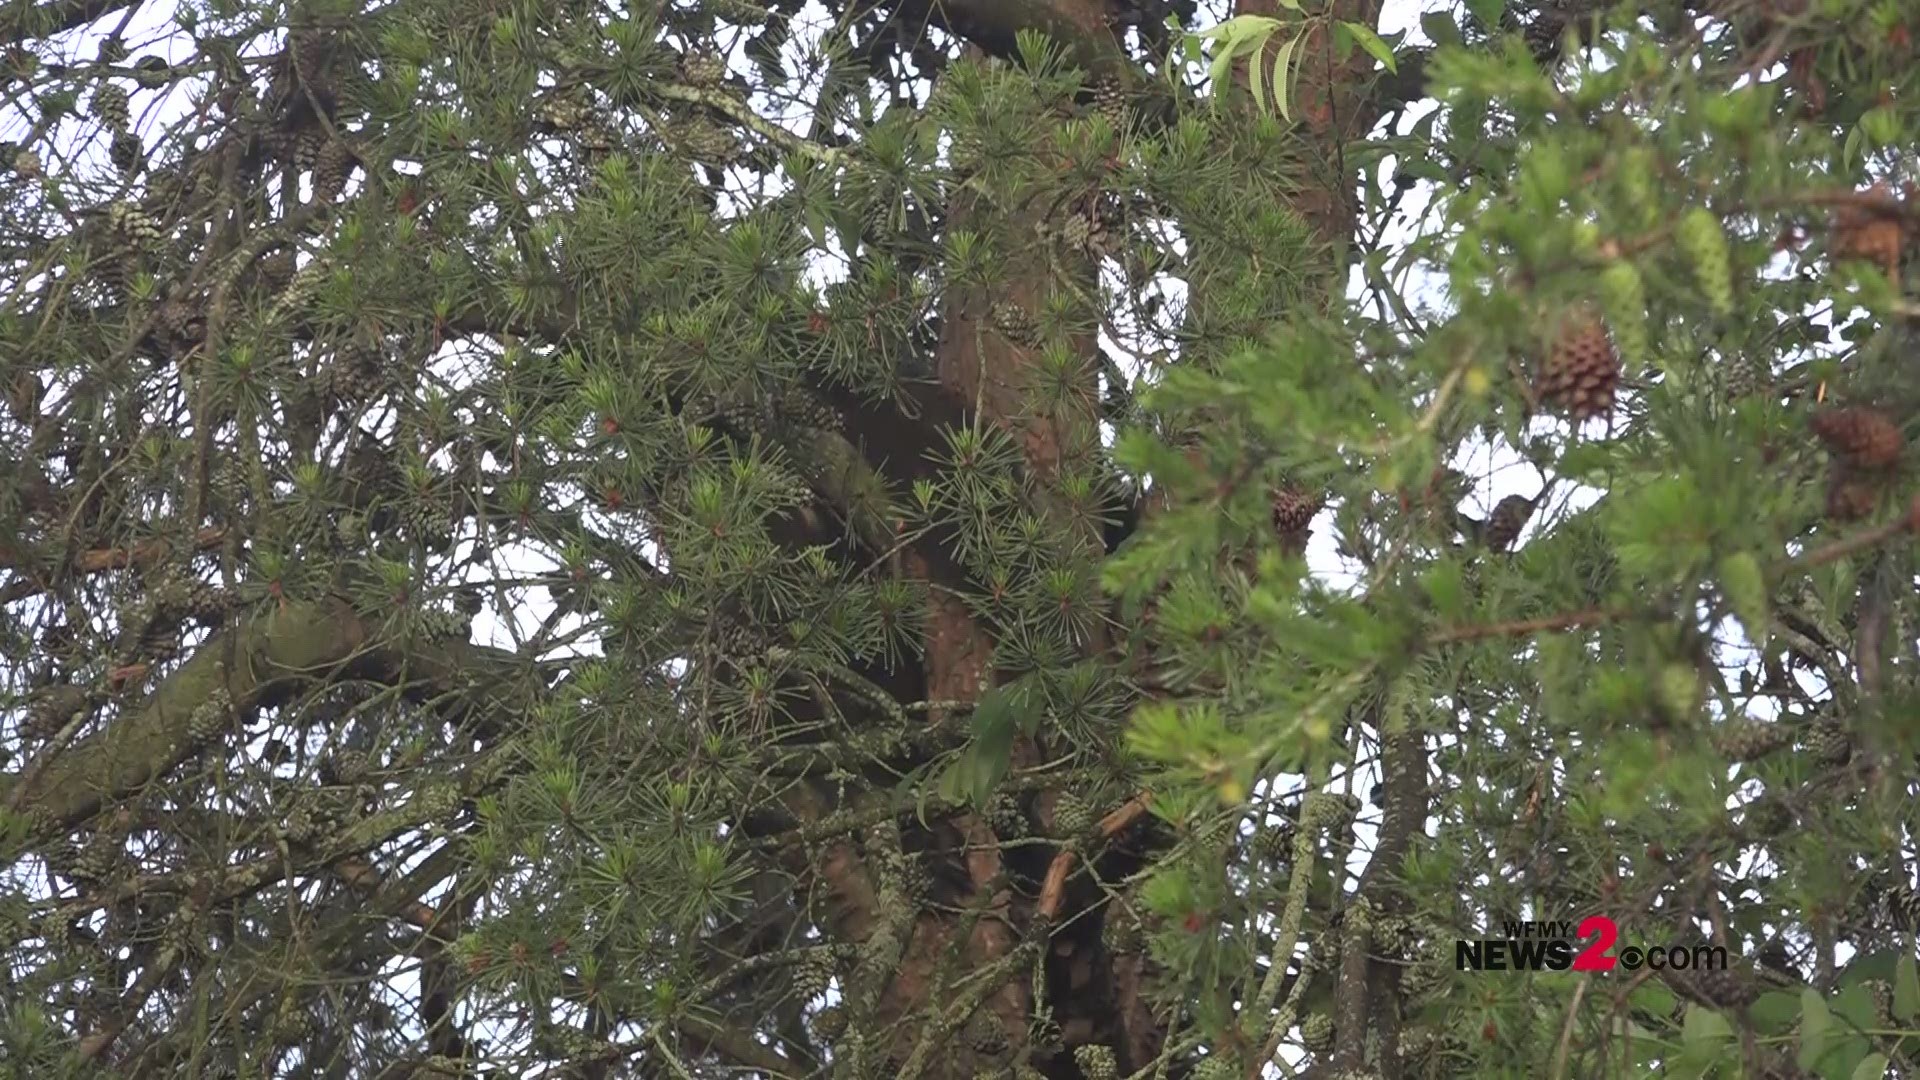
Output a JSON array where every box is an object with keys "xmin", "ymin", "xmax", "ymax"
[{"xmin": 1811, "ymin": 404, "xmax": 1904, "ymax": 522}]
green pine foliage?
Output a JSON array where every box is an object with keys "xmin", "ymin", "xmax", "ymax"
[{"xmin": 0, "ymin": 0, "xmax": 1918, "ymax": 1076}]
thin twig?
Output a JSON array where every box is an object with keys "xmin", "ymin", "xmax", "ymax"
[{"xmin": 1549, "ymin": 975, "xmax": 1590, "ymax": 1080}]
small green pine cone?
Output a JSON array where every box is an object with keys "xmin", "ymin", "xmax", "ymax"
[
  {"xmin": 74, "ymin": 840, "xmax": 119, "ymax": 881},
  {"xmin": 329, "ymin": 749, "xmax": 370, "ymax": 784},
  {"xmin": 987, "ymin": 793, "xmax": 1029, "ymax": 839},
  {"xmin": 1616, "ymin": 147, "xmax": 1660, "ymax": 230},
  {"xmin": 791, "ymin": 949, "xmax": 834, "ymax": 1001},
  {"xmin": 681, "ymin": 119, "xmax": 737, "ymax": 164},
  {"xmin": 964, "ymin": 1010, "xmax": 1010, "ymax": 1053},
  {"xmin": 1720, "ymin": 352, "xmax": 1769, "ymax": 402},
  {"xmin": 1710, "ymin": 719, "xmax": 1791, "ymax": 762},
  {"xmin": 537, "ymin": 96, "xmax": 590, "ymax": 131},
  {"xmin": 1060, "ymin": 209, "xmax": 1094, "ymax": 253},
  {"xmin": 1250, "ymin": 820, "xmax": 1293, "ymax": 861},
  {"xmin": 416, "ymin": 783, "xmax": 462, "ymax": 819},
  {"xmin": 1597, "ymin": 261, "xmax": 1649, "ymax": 370},
  {"xmin": 1192, "ymin": 1054, "xmax": 1238, "ymax": 1080},
  {"xmin": 1300, "ymin": 792, "xmax": 1358, "ymax": 832},
  {"xmin": 284, "ymin": 804, "xmax": 318, "ymax": 842},
  {"xmin": 899, "ymin": 856, "xmax": 930, "ymax": 902},
  {"xmin": 1092, "ymin": 76, "xmax": 1128, "ymax": 131},
  {"xmin": 416, "ymin": 607, "xmax": 469, "ymax": 640},
  {"xmin": 1401, "ymin": 957, "xmax": 1451, "ymax": 1003},
  {"xmin": 187, "ymin": 687, "xmax": 232, "ymax": 743},
  {"xmin": 1398, "ymin": 1026, "xmax": 1440, "ymax": 1067},
  {"xmin": 810, "ymin": 1004, "xmax": 846, "ymax": 1041},
  {"xmin": 1370, "ymin": 913, "xmax": 1412, "ymax": 955},
  {"xmin": 1676, "ymin": 207, "xmax": 1733, "ymax": 315},
  {"xmin": 112, "ymin": 204, "xmax": 164, "ymax": 247},
  {"xmin": 1804, "ymin": 719, "xmax": 1852, "ymax": 765},
  {"xmin": 186, "ymin": 581, "xmax": 227, "ymax": 623},
  {"xmin": 1743, "ymin": 797, "xmax": 1792, "ymax": 835},
  {"xmin": 1300, "ymin": 1013, "xmax": 1336, "ymax": 1054},
  {"xmin": 1074, "ymin": 1045, "xmax": 1117, "ymax": 1080},
  {"xmin": 990, "ymin": 300, "xmax": 1041, "ymax": 348},
  {"xmin": 89, "ymin": 83, "xmax": 130, "ymax": 128},
  {"xmin": 1053, "ymin": 791, "xmax": 1096, "ymax": 837},
  {"xmin": 575, "ymin": 119, "xmax": 617, "ymax": 154},
  {"xmin": 679, "ymin": 43, "xmax": 727, "ymax": 87}
]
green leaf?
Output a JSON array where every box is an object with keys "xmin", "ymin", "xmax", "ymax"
[
  {"xmin": 1193, "ymin": 14, "xmax": 1278, "ymax": 41},
  {"xmin": 1248, "ymin": 32, "xmax": 1266, "ymax": 112},
  {"xmin": 1718, "ymin": 552, "xmax": 1768, "ymax": 646},
  {"xmin": 1271, "ymin": 34, "xmax": 1300, "ymax": 122},
  {"xmin": 1798, "ymin": 988, "xmax": 1831, "ymax": 1071},
  {"xmin": 1748, "ymin": 990, "xmax": 1802, "ymax": 1034},
  {"xmin": 1683, "ymin": 1004, "xmax": 1732, "ymax": 1048},
  {"xmin": 1419, "ymin": 11, "xmax": 1460, "ymax": 47},
  {"xmin": 1206, "ymin": 45, "xmax": 1236, "ymax": 103},
  {"xmin": 1340, "ymin": 21, "xmax": 1397, "ymax": 73},
  {"xmin": 1833, "ymin": 983, "xmax": 1881, "ymax": 1033},
  {"xmin": 1627, "ymin": 981, "xmax": 1678, "ymax": 1021},
  {"xmin": 1895, "ymin": 951, "xmax": 1919, "ymax": 1021},
  {"xmin": 1466, "ymin": 0, "xmax": 1506, "ymax": 28},
  {"xmin": 943, "ymin": 678, "xmax": 1045, "ymax": 806},
  {"xmin": 1851, "ymin": 1053, "xmax": 1889, "ymax": 1080}
]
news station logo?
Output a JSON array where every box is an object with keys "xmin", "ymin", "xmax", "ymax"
[{"xmin": 1456, "ymin": 917, "xmax": 1729, "ymax": 973}]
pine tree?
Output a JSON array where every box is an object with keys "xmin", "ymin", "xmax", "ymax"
[{"xmin": 1, "ymin": 0, "xmax": 1918, "ymax": 1078}]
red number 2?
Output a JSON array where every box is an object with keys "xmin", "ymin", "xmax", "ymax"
[{"xmin": 1572, "ymin": 915, "xmax": 1618, "ymax": 971}]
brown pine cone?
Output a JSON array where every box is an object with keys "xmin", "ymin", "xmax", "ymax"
[
  {"xmin": 1824, "ymin": 465, "xmax": 1880, "ymax": 521},
  {"xmin": 1537, "ymin": 309, "xmax": 1621, "ymax": 420},
  {"xmin": 291, "ymin": 129, "xmax": 322, "ymax": 172},
  {"xmin": 1829, "ymin": 184, "xmax": 1907, "ymax": 276},
  {"xmin": 1481, "ymin": 494, "xmax": 1535, "ymax": 551},
  {"xmin": 1272, "ymin": 485, "xmax": 1325, "ymax": 543},
  {"xmin": 311, "ymin": 138, "xmax": 356, "ymax": 201},
  {"xmin": 109, "ymin": 131, "xmax": 143, "ymax": 177},
  {"xmin": 1811, "ymin": 406, "xmax": 1903, "ymax": 469}
]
